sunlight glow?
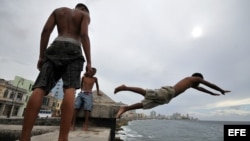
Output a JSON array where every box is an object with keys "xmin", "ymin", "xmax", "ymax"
[{"xmin": 192, "ymin": 27, "xmax": 202, "ymax": 37}]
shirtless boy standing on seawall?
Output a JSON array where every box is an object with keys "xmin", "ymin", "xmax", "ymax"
[{"xmin": 20, "ymin": 3, "xmax": 92, "ymax": 141}]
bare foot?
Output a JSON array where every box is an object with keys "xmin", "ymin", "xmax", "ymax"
[
  {"xmin": 116, "ymin": 106, "xmax": 127, "ymax": 118},
  {"xmin": 82, "ymin": 127, "xmax": 88, "ymax": 131},
  {"xmin": 19, "ymin": 137, "xmax": 31, "ymax": 141},
  {"xmin": 70, "ymin": 126, "xmax": 75, "ymax": 131},
  {"xmin": 114, "ymin": 85, "xmax": 126, "ymax": 94}
]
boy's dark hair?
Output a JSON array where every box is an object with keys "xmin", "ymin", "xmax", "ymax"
[
  {"xmin": 75, "ymin": 3, "xmax": 89, "ymax": 13},
  {"xmin": 192, "ymin": 72, "xmax": 203, "ymax": 79},
  {"xmin": 191, "ymin": 72, "xmax": 203, "ymax": 87}
]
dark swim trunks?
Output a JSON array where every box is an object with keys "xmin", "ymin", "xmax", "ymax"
[{"xmin": 32, "ymin": 41, "xmax": 85, "ymax": 95}]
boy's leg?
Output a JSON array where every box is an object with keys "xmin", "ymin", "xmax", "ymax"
[
  {"xmin": 71, "ymin": 93, "xmax": 81, "ymax": 130},
  {"xmin": 19, "ymin": 88, "xmax": 46, "ymax": 141},
  {"xmin": 114, "ymin": 85, "xmax": 146, "ymax": 96},
  {"xmin": 58, "ymin": 88, "xmax": 75, "ymax": 141},
  {"xmin": 83, "ymin": 110, "xmax": 90, "ymax": 131},
  {"xmin": 71, "ymin": 109, "xmax": 78, "ymax": 131},
  {"xmin": 116, "ymin": 103, "xmax": 143, "ymax": 118}
]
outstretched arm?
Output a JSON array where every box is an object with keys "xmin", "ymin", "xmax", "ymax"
[
  {"xmin": 193, "ymin": 86, "xmax": 220, "ymax": 96},
  {"xmin": 199, "ymin": 79, "xmax": 231, "ymax": 95}
]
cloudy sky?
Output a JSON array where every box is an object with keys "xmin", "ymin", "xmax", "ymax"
[{"xmin": 1, "ymin": 0, "xmax": 250, "ymax": 121}]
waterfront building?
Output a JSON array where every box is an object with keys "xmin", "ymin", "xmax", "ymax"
[
  {"xmin": 0, "ymin": 76, "xmax": 29, "ymax": 117},
  {"xmin": 50, "ymin": 79, "xmax": 64, "ymax": 100},
  {"xmin": 0, "ymin": 76, "xmax": 58, "ymax": 117}
]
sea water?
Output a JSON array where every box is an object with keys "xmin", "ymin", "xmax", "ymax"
[{"xmin": 116, "ymin": 120, "xmax": 250, "ymax": 141}]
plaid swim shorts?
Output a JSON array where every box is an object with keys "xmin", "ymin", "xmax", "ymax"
[
  {"xmin": 32, "ymin": 41, "xmax": 85, "ymax": 94},
  {"xmin": 141, "ymin": 86, "xmax": 175, "ymax": 109}
]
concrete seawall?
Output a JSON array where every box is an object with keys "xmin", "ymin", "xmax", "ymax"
[
  {"xmin": 0, "ymin": 123, "xmax": 111, "ymax": 141},
  {"xmin": 0, "ymin": 91, "xmax": 121, "ymax": 141}
]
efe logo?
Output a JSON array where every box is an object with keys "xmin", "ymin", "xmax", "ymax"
[{"xmin": 224, "ymin": 125, "xmax": 250, "ymax": 141}]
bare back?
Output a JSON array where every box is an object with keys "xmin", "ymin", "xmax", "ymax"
[
  {"xmin": 173, "ymin": 77, "xmax": 200, "ymax": 96},
  {"xmin": 173, "ymin": 76, "xmax": 226, "ymax": 97},
  {"xmin": 39, "ymin": 6, "xmax": 91, "ymax": 71},
  {"xmin": 53, "ymin": 7, "xmax": 88, "ymax": 41}
]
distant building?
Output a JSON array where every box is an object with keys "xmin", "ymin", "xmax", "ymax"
[
  {"xmin": 10, "ymin": 76, "xmax": 34, "ymax": 116},
  {"xmin": 150, "ymin": 110, "xmax": 157, "ymax": 118},
  {"xmin": 0, "ymin": 77, "xmax": 29, "ymax": 117},
  {"xmin": 53, "ymin": 99, "xmax": 62, "ymax": 117},
  {"xmin": 39, "ymin": 92, "xmax": 58, "ymax": 117},
  {"xmin": 0, "ymin": 76, "xmax": 59, "ymax": 118},
  {"xmin": 50, "ymin": 79, "xmax": 64, "ymax": 100}
]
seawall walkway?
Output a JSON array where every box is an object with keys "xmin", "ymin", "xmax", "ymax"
[
  {"xmin": 0, "ymin": 91, "xmax": 120, "ymax": 141},
  {"xmin": 0, "ymin": 124, "xmax": 110, "ymax": 141}
]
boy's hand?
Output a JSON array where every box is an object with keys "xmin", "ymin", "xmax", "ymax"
[
  {"xmin": 37, "ymin": 58, "xmax": 43, "ymax": 71},
  {"xmin": 221, "ymin": 90, "xmax": 231, "ymax": 95},
  {"xmin": 96, "ymin": 91, "xmax": 102, "ymax": 96},
  {"xmin": 86, "ymin": 64, "xmax": 92, "ymax": 73}
]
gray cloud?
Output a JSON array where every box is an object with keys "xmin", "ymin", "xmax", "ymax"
[{"xmin": 0, "ymin": 0, "xmax": 249, "ymax": 121}]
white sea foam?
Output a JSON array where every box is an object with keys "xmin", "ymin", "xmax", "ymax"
[{"xmin": 116, "ymin": 120, "xmax": 249, "ymax": 141}]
